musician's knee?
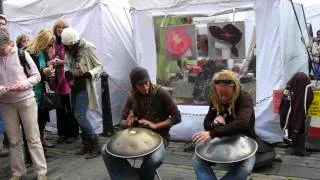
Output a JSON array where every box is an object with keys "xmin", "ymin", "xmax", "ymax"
[{"xmin": 149, "ymin": 144, "xmax": 165, "ymax": 164}]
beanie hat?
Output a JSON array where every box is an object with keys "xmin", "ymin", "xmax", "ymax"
[
  {"xmin": 130, "ymin": 67, "xmax": 150, "ymax": 87},
  {"xmin": 0, "ymin": 28, "xmax": 10, "ymax": 48},
  {"xmin": 61, "ymin": 27, "xmax": 80, "ymax": 46}
]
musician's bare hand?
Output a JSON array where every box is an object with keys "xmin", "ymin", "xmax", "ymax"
[
  {"xmin": 138, "ymin": 119, "xmax": 157, "ymax": 129},
  {"xmin": 192, "ymin": 131, "xmax": 211, "ymax": 144},
  {"xmin": 126, "ymin": 111, "xmax": 137, "ymax": 126},
  {"xmin": 214, "ymin": 115, "xmax": 226, "ymax": 126}
]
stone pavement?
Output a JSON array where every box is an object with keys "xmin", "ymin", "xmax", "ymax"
[{"xmin": 0, "ymin": 133, "xmax": 319, "ymax": 180}]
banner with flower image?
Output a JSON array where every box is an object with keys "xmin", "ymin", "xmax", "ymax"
[{"xmin": 162, "ymin": 24, "xmax": 197, "ymax": 61}]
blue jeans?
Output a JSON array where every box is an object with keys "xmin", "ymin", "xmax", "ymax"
[
  {"xmin": 102, "ymin": 142, "xmax": 166, "ymax": 180},
  {"xmin": 72, "ymin": 90, "xmax": 95, "ymax": 139},
  {"xmin": 192, "ymin": 154, "xmax": 255, "ymax": 180}
]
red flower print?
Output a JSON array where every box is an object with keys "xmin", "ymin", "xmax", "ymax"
[{"xmin": 165, "ymin": 27, "xmax": 193, "ymax": 57}]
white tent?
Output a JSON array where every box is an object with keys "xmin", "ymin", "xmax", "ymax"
[{"xmin": 3, "ymin": 0, "xmax": 309, "ymax": 143}]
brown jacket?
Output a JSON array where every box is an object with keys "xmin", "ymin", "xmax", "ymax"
[
  {"xmin": 204, "ymin": 90, "xmax": 256, "ymax": 139},
  {"xmin": 121, "ymin": 86, "xmax": 181, "ymax": 139}
]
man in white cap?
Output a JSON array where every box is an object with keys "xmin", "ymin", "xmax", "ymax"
[{"xmin": 61, "ymin": 27, "xmax": 102, "ymax": 159}]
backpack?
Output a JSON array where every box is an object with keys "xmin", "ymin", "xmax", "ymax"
[
  {"xmin": 253, "ymin": 136, "xmax": 279, "ymax": 170},
  {"xmin": 17, "ymin": 49, "xmax": 31, "ymax": 77}
]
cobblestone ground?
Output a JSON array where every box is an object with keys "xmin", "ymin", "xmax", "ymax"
[{"xmin": 0, "ymin": 134, "xmax": 318, "ymax": 180}]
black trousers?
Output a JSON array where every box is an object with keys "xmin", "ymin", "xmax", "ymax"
[
  {"xmin": 56, "ymin": 94, "xmax": 79, "ymax": 138},
  {"xmin": 38, "ymin": 108, "xmax": 50, "ymax": 139}
]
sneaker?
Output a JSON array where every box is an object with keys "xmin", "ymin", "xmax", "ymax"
[
  {"xmin": 0, "ymin": 147, "xmax": 9, "ymax": 157},
  {"xmin": 9, "ymin": 175, "xmax": 22, "ymax": 180},
  {"xmin": 37, "ymin": 174, "xmax": 47, "ymax": 180}
]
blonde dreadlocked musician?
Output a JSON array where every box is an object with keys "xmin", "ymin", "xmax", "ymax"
[{"xmin": 192, "ymin": 70, "xmax": 256, "ymax": 180}]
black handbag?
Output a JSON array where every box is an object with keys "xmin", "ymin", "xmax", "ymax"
[{"xmin": 40, "ymin": 82, "xmax": 62, "ymax": 110}]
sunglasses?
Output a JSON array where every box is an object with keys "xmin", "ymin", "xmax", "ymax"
[{"xmin": 214, "ymin": 79, "xmax": 235, "ymax": 85}]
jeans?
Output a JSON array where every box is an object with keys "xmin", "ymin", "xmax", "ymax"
[
  {"xmin": 72, "ymin": 90, "xmax": 95, "ymax": 139},
  {"xmin": 102, "ymin": 142, "xmax": 166, "ymax": 180},
  {"xmin": 0, "ymin": 98, "xmax": 47, "ymax": 176},
  {"xmin": 192, "ymin": 154, "xmax": 255, "ymax": 180}
]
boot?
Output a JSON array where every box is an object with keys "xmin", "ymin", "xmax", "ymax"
[
  {"xmin": 287, "ymin": 132, "xmax": 308, "ymax": 156},
  {"xmin": 85, "ymin": 137, "xmax": 101, "ymax": 159},
  {"xmin": 75, "ymin": 137, "xmax": 90, "ymax": 155}
]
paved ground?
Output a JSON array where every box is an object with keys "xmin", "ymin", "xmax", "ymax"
[{"xmin": 0, "ymin": 133, "xmax": 320, "ymax": 180}]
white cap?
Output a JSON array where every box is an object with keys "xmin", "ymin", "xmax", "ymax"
[{"xmin": 61, "ymin": 27, "xmax": 80, "ymax": 46}]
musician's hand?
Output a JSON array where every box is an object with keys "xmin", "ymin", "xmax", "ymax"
[
  {"xmin": 126, "ymin": 111, "xmax": 137, "ymax": 126},
  {"xmin": 214, "ymin": 115, "xmax": 226, "ymax": 126},
  {"xmin": 192, "ymin": 131, "xmax": 211, "ymax": 144},
  {"xmin": 138, "ymin": 119, "xmax": 157, "ymax": 129}
]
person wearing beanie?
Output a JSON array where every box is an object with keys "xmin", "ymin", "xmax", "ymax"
[
  {"xmin": 101, "ymin": 66, "xmax": 181, "ymax": 180},
  {"xmin": 192, "ymin": 70, "xmax": 256, "ymax": 180},
  {"xmin": 61, "ymin": 27, "xmax": 102, "ymax": 159},
  {"xmin": 0, "ymin": 28, "xmax": 47, "ymax": 180}
]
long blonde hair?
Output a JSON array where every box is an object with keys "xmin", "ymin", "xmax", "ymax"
[
  {"xmin": 52, "ymin": 18, "xmax": 69, "ymax": 36},
  {"xmin": 210, "ymin": 70, "xmax": 241, "ymax": 118},
  {"xmin": 27, "ymin": 29, "xmax": 55, "ymax": 55}
]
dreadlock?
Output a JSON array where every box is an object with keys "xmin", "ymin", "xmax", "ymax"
[
  {"xmin": 131, "ymin": 81, "xmax": 157, "ymax": 117},
  {"xmin": 210, "ymin": 70, "xmax": 240, "ymax": 118}
]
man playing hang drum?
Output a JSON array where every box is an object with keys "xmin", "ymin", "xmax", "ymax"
[
  {"xmin": 101, "ymin": 67, "xmax": 181, "ymax": 180},
  {"xmin": 192, "ymin": 70, "xmax": 256, "ymax": 180}
]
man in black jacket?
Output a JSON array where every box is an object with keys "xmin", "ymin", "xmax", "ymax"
[
  {"xmin": 192, "ymin": 70, "xmax": 255, "ymax": 180},
  {"xmin": 102, "ymin": 67, "xmax": 181, "ymax": 180}
]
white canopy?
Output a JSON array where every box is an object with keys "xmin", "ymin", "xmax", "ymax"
[
  {"xmin": 3, "ymin": 0, "xmax": 309, "ymax": 143},
  {"xmin": 305, "ymin": 3, "xmax": 320, "ymax": 35}
]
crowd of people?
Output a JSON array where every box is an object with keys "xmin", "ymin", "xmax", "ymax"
[{"xmin": 0, "ymin": 15, "xmax": 103, "ymax": 180}]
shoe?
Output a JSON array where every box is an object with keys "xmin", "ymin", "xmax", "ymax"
[
  {"xmin": 85, "ymin": 138, "xmax": 101, "ymax": 159},
  {"xmin": 9, "ymin": 175, "xmax": 22, "ymax": 180},
  {"xmin": 0, "ymin": 147, "xmax": 9, "ymax": 157},
  {"xmin": 75, "ymin": 137, "xmax": 89, "ymax": 155},
  {"xmin": 36, "ymin": 174, "xmax": 47, "ymax": 180},
  {"xmin": 42, "ymin": 138, "xmax": 54, "ymax": 148}
]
